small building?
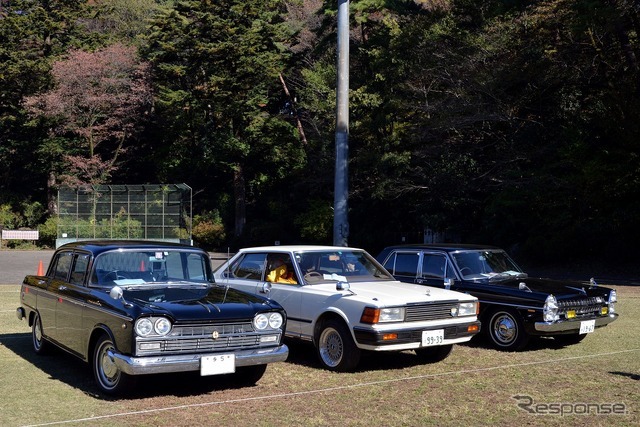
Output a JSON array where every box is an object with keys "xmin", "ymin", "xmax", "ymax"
[{"xmin": 56, "ymin": 184, "xmax": 192, "ymax": 248}]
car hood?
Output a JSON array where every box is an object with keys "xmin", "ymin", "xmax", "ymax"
[
  {"xmin": 478, "ymin": 277, "xmax": 612, "ymax": 300},
  {"xmin": 315, "ymin": 280, "xmax": 475, "ymax": 305},
  {"xmin": 124, "ymin": 285, "xmax": 282, "ymax": 321}
]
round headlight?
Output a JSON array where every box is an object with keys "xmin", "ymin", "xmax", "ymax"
[
  {"xmin": 154, "ymin": 318, "xmax": 172, "ymax": 336},
  {"xmin": 268, "ymin": 312, "xmax": 283, "ymax": 329},
  {"xmin": 135, "ymin": 318, "xmax": 153, "ymax": 336},
  {"xmin": 254, "ymin": 313, "xmax": 269, "ymax": 330}
]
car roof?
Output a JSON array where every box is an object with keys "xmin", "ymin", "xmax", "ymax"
[
  {"xmin": 382, "ymin": 243, "xmax": 501, "ymax": 251},
  {"xmin": 377, "ymin": 243, "xmax": 503, "ymax": 260},
  {"xmin": 56, "ymin": 240, "xmax": 203, "ymax": 256},
  {"xmin": 238, "ymin": 245, "xmax": 366, "ymax": 252}
]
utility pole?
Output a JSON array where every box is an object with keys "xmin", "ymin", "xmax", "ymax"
[{"xmin": 333, "ymin": 0, "xmax": 349, "ymax": 246}]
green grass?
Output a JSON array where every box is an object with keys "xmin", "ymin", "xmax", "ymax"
[{"xmin": 1, "ymin": 285, "xmax": 638, "ymax": 427}]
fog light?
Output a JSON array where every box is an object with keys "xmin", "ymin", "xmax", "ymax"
[
  {"xmin": 139, "ymin": 342, "xmax": 161, "ymax": 351},
  {"xmin": 259, "ymin": 335, "xmax": 278, "ymax": 343},
  {"xmin": 601, "ymin": 307, "xmax": 608, "ymax": 315},
  {"xmin": 566, "ymin": 310, "xmax": 576, "ymax": 319}
]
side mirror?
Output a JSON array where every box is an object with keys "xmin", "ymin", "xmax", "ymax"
[
  {"xmin": 109, "ymin": 286, "xmax": 132, "ymax": 307},
  {"xmin": 109, "ymin": 286, "xmax": 124, "ymax": 300},
  {"xmin": 336, "ymin": 281, "xmax": 350, "ymax": 291},
  {"xmin": 444, "ymin": 278, "xmax": 454, "ymax": 290},
  {"xmin": 260, "ymin": 282, "xmax": 272, "ymax": 294}
]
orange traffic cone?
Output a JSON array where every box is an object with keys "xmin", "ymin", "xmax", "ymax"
[{"xmin": 37, "ymin": 260, "xmax": 44, "ymax": 276}]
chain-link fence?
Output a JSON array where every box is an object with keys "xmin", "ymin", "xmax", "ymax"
[{"xmin": 56, "ymin": 184, "xmax": 192, "ymax": 248}]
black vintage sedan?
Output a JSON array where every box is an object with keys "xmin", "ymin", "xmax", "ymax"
[
  {"xmin": 377, "ymin": 244, "xmax": 618, "ymax": 351},
  {"xmin": 16, "ymin": 240, "xmax": 288, "ymax": 395}
]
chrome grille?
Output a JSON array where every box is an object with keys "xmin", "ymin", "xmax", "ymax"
[
  {"xmin": 558, "ymin": 297, "xmax": 604, "ymax": 318},
  {"xmin": 135, "ymin": 321, "xmax": 281, "ymax": 356},
  {"xmin": 405, "ymin": 301, "xmax": 458, "ymax": 322}
]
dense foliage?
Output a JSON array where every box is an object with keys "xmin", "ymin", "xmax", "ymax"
[{"xmin": 1, "ymin": 0, "xmax": 638, "ymax": 263}]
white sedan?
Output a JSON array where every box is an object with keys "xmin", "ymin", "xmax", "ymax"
[{"xmin": 214, "ymin": 245, "xmax": 481, "ymax": 372}]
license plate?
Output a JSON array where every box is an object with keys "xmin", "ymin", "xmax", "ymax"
[
  {"xmin": 200, "ymin": 353, "xmax": 235, "ymax": 376},
  {"xmin": 422, "ymin": 329, "xmax": 444, "ymax": 347},
  {"xmin": 579, "ymin": 320, "xmax": 596, "ymax": 334}
]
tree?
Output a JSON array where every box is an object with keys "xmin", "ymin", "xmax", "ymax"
[
  {"xmin": 144, "ymin": 0, "xmax": 304, "ymax": 239},
  {"xmin": 24, "ymin": 43, "xmax": 153, "ymax": 188}
]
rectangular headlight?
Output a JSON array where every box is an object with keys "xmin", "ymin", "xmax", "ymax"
[
  {"xmin": 457, "ymin": 302, "xmax": 478, "ymax": 317},
  {"xmin": 361, "ymin": 307, "xmax": 405, "ymax": 323}
]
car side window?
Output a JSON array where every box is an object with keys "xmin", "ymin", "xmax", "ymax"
[
  {"xmin": 232, "ymin": 253, "xmax": 267, "ymax": 280},
  {"xmin": 385, "ymin": 252, "xmax": 419, "ymax": 277},
  {"xmin": 70, "ymin": 253, "xmax": 90, "ymax": 285},
  {"xmin": 53, "ymin": 251, "xmax": 73, "ymax": 281},
  {"xmin": 421, "ymin": 254, "xmax": 447, "ymax": 279}
]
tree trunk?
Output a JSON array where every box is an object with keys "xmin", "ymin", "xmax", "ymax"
[
  {"xmin": 233, "ymin": 164, "xmax": 246, "ymax": 237},
  {"xmin": 47, "ymin": 171, "xmax": 58, "ymax": 216}
]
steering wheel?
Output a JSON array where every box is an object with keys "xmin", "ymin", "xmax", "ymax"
[
  {"xmin": 459, "ymin": 267, "xmax": 472, "ymax": 275},
  {"xmin": 304, "ymin": 271, "xmax": 323, "ymax": 281},
  {"xmin": 103, "ymin": 270, "xmax": 130, "ymax": 282}
]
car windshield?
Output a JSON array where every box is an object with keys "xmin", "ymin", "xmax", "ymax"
[
  {"xmin": 451, "ymin": 250, "xmax": 526, "ymax": 281},
  {"xmin": 91, "ymin": 249, "xmax": 213, "ymax": 287},
  {"xmin": 294, "ymin": 249, "xmax": 394, "ymax": 283}
]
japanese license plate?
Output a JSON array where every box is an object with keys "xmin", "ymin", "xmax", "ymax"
[
  {"xmin": 421, "ymin": 329, "xmax": 444, "ymax": 347},
  {"xmin": 200, "ymin": 353, "xmax": 235, "ymax": 376},
  {"xmin": 579, "ymin": 320, "xmax": 596, "ymax": 334}
]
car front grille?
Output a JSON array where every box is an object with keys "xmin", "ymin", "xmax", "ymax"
[
  {"xmin": 558, "ymin": 297, "xmax": 605, "ymax": 318},
  {"xmin": 135, "ymin": 321, "xmax": 281, "ymax": 356},
  {"xmin": 405, "ymin": 301, "xmax": 459, "ymax": 322}
]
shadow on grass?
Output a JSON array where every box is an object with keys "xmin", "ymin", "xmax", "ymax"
[
  {"xmin": 283, "ymin": 339, "xmax": 456, "ymax": 372},
  {"xmin": 610, "ymin": 371, "xmax": 640, "ymax": 381},
  {"xmin": 0, "ymin": 332, "xmax": 279, "ymax": 400}
]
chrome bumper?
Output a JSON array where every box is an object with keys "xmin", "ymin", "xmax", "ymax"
[
  {"xmin": 108, "ymin": 344, "xmax": 289, "ymax": 376},
  {"xmin": 534, "ymin": 313, "xmax": 618, "ymax": 333}
]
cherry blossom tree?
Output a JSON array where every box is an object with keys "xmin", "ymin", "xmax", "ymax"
[{"xmin": 24, "ymin": 43, "xmax": 153, "ymax": 187}]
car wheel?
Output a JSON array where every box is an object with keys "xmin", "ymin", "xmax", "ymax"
[
  {"xmin": 415, "ymin": 344, "xmax": 453, "ymax": 363},
  {"xmin": 553, "ymin": 334, "xmax": 587, "ymax": 346},
  {"xmin": 486, "ymin": 309, "xmax": 530, "ymax": 351},
  {"xmin": 316, "ymin": 319, "xmax": 361, "ymax": 372},
  {"xmin": 32, "ymin": 312, "xmax": 50, "ymax": 355},
  {"xmin": 92, "ymin": 334, "xmax": 136, "ymax": 395},
  {"xmin": 234, "ymin": 364, "xmax": 267, "ymax": 386}
]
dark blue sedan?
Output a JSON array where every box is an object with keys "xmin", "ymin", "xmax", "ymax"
[{"xmin": 377, "ymin": 244, "xmax": 618, "ymax": 351}]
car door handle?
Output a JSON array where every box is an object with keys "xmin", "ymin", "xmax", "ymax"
[{"xmin": 59, "ymin": 286, "xmax": 67, "ymax": 292}]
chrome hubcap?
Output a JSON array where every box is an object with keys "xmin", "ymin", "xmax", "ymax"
[
  {"xmin": 493, "ymin": 314, "xmax": 517, "ymax": 344},
  {"xmin": 319, "ymin": 327, "xmax": 343, "ymax": 367}
]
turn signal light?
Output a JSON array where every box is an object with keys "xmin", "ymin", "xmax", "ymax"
[
  {"xmin": 468, "ymin": 324, "xmax": 479, "ymax": 333},
  {"xmin": 361, "ymin": 307, "xmax": 380, "ymax": 324}
]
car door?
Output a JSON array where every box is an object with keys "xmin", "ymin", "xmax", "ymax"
[
  {"xmin": 224, "ymin": 252, "xmax": 304, "ymax": 338},
  {"xmin": 37, "ymin": 251, "xmax": 73, "ymax": 341},
  {"xmin": 415, "ymin": 252, "xmax": 457, "ymax": 288},
  {"xmin": 53, "ymin": 251, "xmax": 90, "ymax": 355},
  {"xmin": 381, "ymin": 250, "xmax": 420, "ymax": 283}
]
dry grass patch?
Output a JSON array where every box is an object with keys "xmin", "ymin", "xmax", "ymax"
[{"xmin": 1, "ymin": 285, "xmax": 638, "ymax": 426}]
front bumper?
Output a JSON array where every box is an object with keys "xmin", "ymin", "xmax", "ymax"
[
  {"xmin": 534, "ymin": 313, "xmax": 618, "ymax": 334},
  {"xmin": 353, "ymin": 320, "xmax": 481, "ymax": 350},
  {"xmin": 109, "ymin": 344, "xmax": 289, "ymax": 376}
]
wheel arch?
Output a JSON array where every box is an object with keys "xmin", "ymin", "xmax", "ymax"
[
  {"xmin": 313, "ymin": 310, "xmax": 352, "ymax": 347},
  {"xmin": 88, "ymin": 325, "xmax": 117, "ymax": 363}
]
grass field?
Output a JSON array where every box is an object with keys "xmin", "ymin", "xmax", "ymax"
[{"xmin": 1, "ymin": 284, "xmax": 638, "ymax": 427}]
